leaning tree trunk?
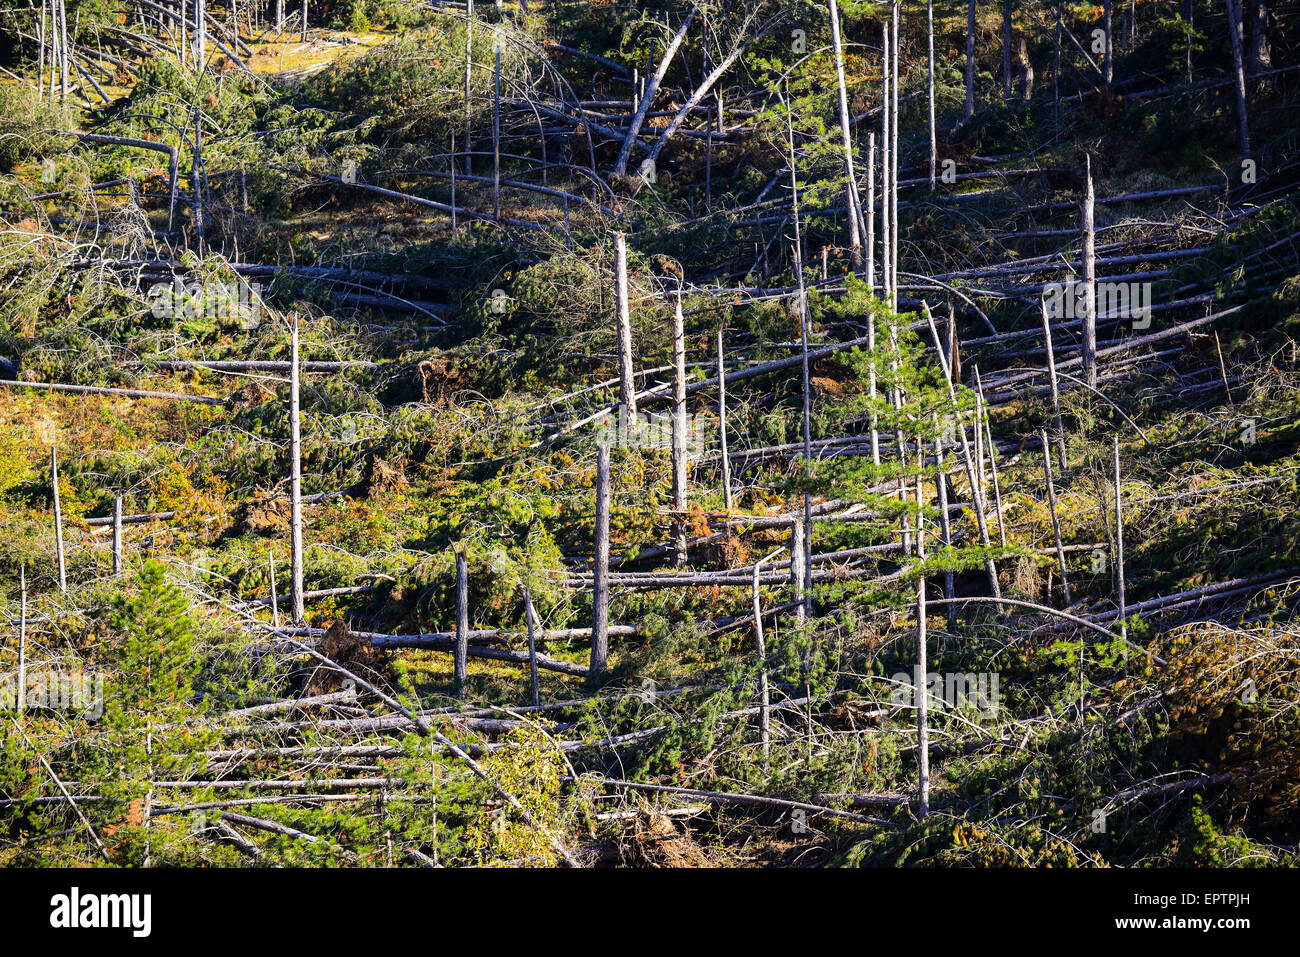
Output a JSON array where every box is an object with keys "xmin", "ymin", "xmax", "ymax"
[
  {"xmin": 613, "ymin": 8, "xmax": 697, "ymax": 177},
  {"xmin": 829, "ymin": 0, "xmax": 862, "ymax": 265}
]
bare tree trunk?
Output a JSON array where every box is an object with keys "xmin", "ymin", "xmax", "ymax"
[
  {"xmin": 449, "ymin": 130, "xmax": 457, "ymax": 235},
  {"xmin": 112, "ymin": 495, "xmax": 123, "ymax": 577},
  {"xmin": 614, "ymin": 231, "xmax": 636, "ymax": 423},
  {"xmin": 192, "ymin": 101, "xmax": 205, "ymax": 252},
  {"xmin": 195, "ymin": 0, "xmax": 205, "ymax": 65},
  {"xmin": 59, "ymin": 0, "xmax": 68, "ymax": 101},
  {"xmin": 866, "ymin": 131, "xmax": 876, "ymax": 291},
  {"xmin": 1041, "ymin": 429, "xmax": 1072, "ymax": 606},
  {"xmin": 51, "ymin": 446, "xmax": 66, "ymax": 594},
  {"xmin": 48, "ymin": 0, "xmax": 57, "ymax": 100},
  {"xmin": 492, "ymin": 45, "xmax": 500, "ymax": 221},
  {"xmin": 464, "ymin": 0, "xmax": 473, "ymax": 176},
  {"xmin": 299, "ymin": 0, "xmax": 306, "ymax": 41},
  {"xmin": 1103, "ymin": 0, "xmax": 1113, "ymax": 87},
  {"xmin": 934, "ymin": 417, "xmax": 956, "ymax": 629},
  {"xmin": 614, "ymin": 9, "xmax": 697, "ymax": 176},
  {"xmin": 830, "ymin": 0, "xmax": 862, "ymax": 265},
  {"xmin": 37, "ymin": 0, "xmax": 46, "ymax": 100},
  {"xmin": 1054, "ymin": 0, "xmax": 1062, "ymax": 125},
  {"xmin": 946, "ymin": 303, "xmax": 962, "ymax": 385},
  {"xmin": 643, "ymin": 38, "xmax": 752, "ymax": 167},
  {"xmin": 717, "ymin": 327, "xmax": 733, "ymax": 510},
  {"xmin": 1247, "ymin": 0, "xmax": 1271, "ymax": 78},
  {"xmin": 914, "ymin": 445, "xmax": 929, "ymax": 817},
  {"xmin": 1081, "ymin": 155, "xmax": 1098, "ymax": 388},
  {"xmin": 17, "ymin": 566, "xmax": 26, "ymax": 715},
  {"xmin": 671, "ymin": 285, "xmax": 688, "ymax": 567},
  {"xmin": 524, "ymin": 587, "xmax": 540, "ymax": 708},
  {"xmin": 455, "ymin": 549, "xmax": 469, "ymax": 693},
  {"xmin": 1226, "ymin": 0, "xmax": 1252, "ymax": 156},
  {"xmin": 890, "ymin": 6, "xmax": 900, "ymax": 307},
  {"xmin": 972, "ymin": 368, "xmax": 985, "ymax": 502},
  {"xmin": 705, "ymin": 103, "xmax": 714, "ymax": 210},
  {"xmin": 1040, "ymin": 299, "xmax": 1068, "ymax": 471},
  {"xmin": 269, "ymin": 549, "xmax": 280, "ymax": 629},
  {"xmin": 790, "ymin": 519, "xmax": 806, "ymax": 623},
  {"xmin": 923, "ymin": 305, "xmax": 1001, "ymax": 598},
  {"xmin": 976, "ymin": 369, "xmax": 1007, "ymax": 548},
  {"xmin": 1113, "ymin": 435, "xmax": 1127, "ymax": 653},
  {"xmin": 289, "ymin": 318, "xmax": 305, "ymax": 623},
  {"xmin": 590, "ymin": 443, "xmax": 611, "ymax": 683},
  {"xmin": 751, "ymin": 556, "xmax": 772, "ymax": 761},
  {"xmin": 927, "ymin": 0, "xmax": 936, "ymax": 190},
  {"xmin": 1002, "ymin": 0, "xmax": 1012, "ymax": 99},
  {"xmin": 964, "ymin": 0, "xmax": 976, "ymax": 122},
  {"xmin": 785, "ymin": 85, "xmax": 815, "ymax": 621},
  {"xmin": 881, "ymin": 22, "xmax": 892, "ymax": 305},
  {"xmin": 865, "ymin": 132, "xmax": 880, "ymax": 461}
]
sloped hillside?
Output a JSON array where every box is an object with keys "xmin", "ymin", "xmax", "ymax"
[{"xmin": 0, "ymin": 0, "xmax": 1297, "ymax": 868}]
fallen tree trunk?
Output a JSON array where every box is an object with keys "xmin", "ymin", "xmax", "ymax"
[{"xmin": 0, "ymin": 379, "xmax": 223, "ymax": 405}]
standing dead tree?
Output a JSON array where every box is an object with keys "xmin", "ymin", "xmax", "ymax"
[
  {"xmin": 590, "ymin": 442, "xmax": 611, "ymax": 683},
  {"xmin": 455, "ymin": 549, "xmax": 469, "ymax": 693},
  {"xmin": 784, "ymin": 84, "xmax": 814, "ymax": 621},
  {"xmin": 717, "ymin": 327, "xmax": 733, "ymax": 509},
  {"xmin": 1103, "ymin": 0, "xmax": 1113, "ymax": 87},
  {"xmin": 964, "ymin": 0, "xmax": 976, "ymax": 123},
  {"xmin": 1226, "ymin": 0, "xmax": 1253, "ymax": 157},
  {"xmin": 914, "ymin": 444, "xmax": 929, "ymax": 817},
  {"xmin": 50, "ymin": 446, "xmax": 66, "ymax": 594},
  {"xmin": 926, "ymin": 0, "xmax": 936, "ymax": 189},
  {"xmin": 614, "ymin": 232, "xmax": 636, "ymax": 423},
  {"xmin": 671, "ymin": 283, "xmax": 689, "ymax": 567},
  {"xmin": 112, "ymin": 495, "xmax": 123, "ymax": 578},
  {"xmin": 288, "ymin": 316, "xmax": 305, "ymax": 623},
  {"xmin": 1001, "ymin": 0, "xmax": 1012, "ymax": 99},
  {"xmin": 1081, "ymin": 155, "xmax": 1098, "ymax": 388}
]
